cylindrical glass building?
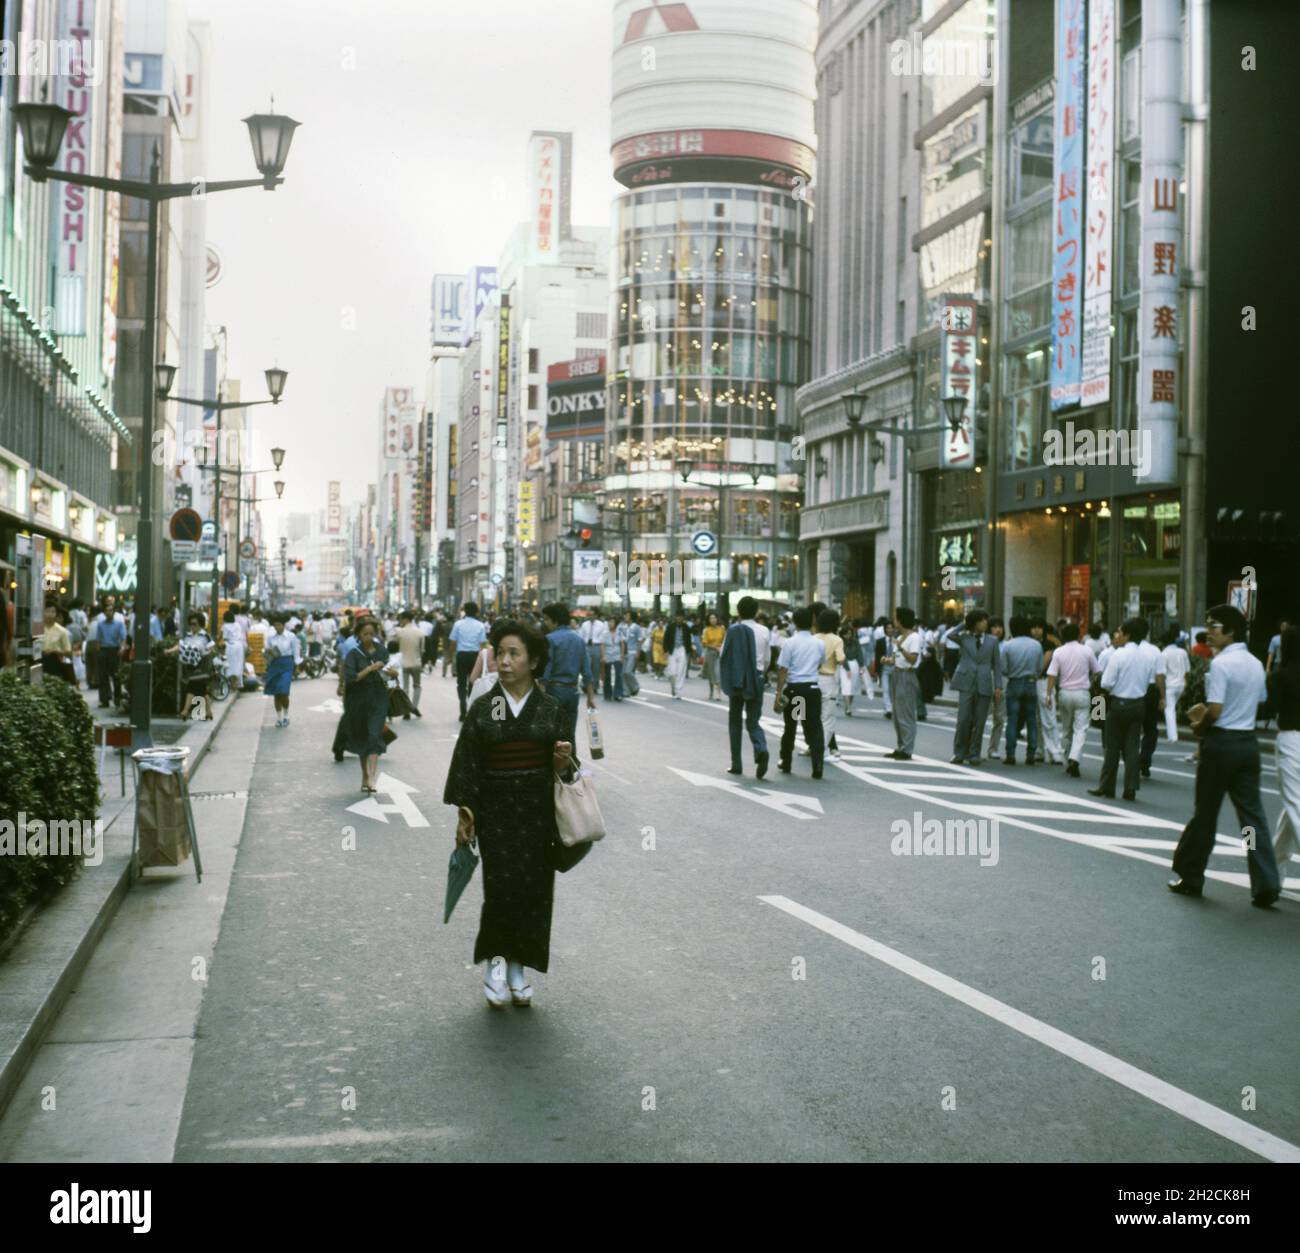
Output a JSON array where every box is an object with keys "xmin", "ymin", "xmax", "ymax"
[{"xmin": 605, "ymin": 0, "xmax": 817, "ymax": 608}]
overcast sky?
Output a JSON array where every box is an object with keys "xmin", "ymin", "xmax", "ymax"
[{"xmin": 188, "ymin": 0, "xmax": 621, "ymax": 527}]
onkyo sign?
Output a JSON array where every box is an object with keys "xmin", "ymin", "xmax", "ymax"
[{"xmin": 546, "ymin": 356, "xmax": 606, "ymax": 441}]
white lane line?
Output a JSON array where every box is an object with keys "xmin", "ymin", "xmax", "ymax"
[{"xmin": 758, "ymin": 895, "xmax": 1300, "ymax": 1164}]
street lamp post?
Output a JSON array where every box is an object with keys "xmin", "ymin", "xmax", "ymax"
[
  {"xmin": 160, "ymin": 367, "xmax": 287, "ymax": 628},
  {"xmin": 839, "ymin": 391, "xmax": 968, "ymax": 609},
  {"xmin": 15, "ymin": 99, "xmax": 299, "ymax": 740}
]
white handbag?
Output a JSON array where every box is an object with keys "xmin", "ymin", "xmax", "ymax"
[{"xmin": 554, "ymin": 769, "xmax": 606, "ymax": 847}]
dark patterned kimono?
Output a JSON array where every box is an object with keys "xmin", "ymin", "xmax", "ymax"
[{"xmin": 442, "ymin": 683, "xmax": 577, "ymax": 972}]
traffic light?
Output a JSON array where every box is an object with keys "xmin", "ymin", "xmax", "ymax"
[
  {"xmin": 296, "ymin": 559, "xmax": 304, "ymax": 572},
  {"xmin": 579, "ymin": 528, "xmax": 594, "ymax": 549}
]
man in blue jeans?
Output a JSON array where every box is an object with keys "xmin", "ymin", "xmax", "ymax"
[
  {"xmin": 720, "ymin": 596, "xmax": 769, "ymax": 778},
  {"xmin": 1000, "ymin": 615, "xmax": 1044, "ymax": 764},
  {"xmin": 541, "ymin": 602, "xmax": 597, "ymax": 744},
  {"xmin": 601, "ymin": 610, "xmax": 625, "ymax": 701}
]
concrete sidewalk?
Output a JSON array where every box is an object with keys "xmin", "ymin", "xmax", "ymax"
[{"xmin": 0, "ymin": 687, "xmax": 245, "ymax": 1124}]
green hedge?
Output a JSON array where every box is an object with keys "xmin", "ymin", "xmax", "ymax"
[{"xmin": 0, "ymin": 673, "xmax": 101, "ymax": 945}]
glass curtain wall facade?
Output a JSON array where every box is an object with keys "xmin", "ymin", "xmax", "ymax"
[{"xmin": 607, "ymin": 184, "xmax": 811, "ymax": 606}]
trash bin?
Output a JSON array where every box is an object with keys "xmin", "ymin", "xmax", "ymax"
[{"xmin": 131, "ymin": 746, "xmax": 202, "ymax": 879}]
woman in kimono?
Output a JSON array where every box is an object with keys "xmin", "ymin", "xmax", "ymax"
[
  {"xmin": 343, "ymin": 617, "xmax": 394, "ymax": 793},
  {"xmin": 263, "ymin": 615, "xmax": 301, "ymax": 728},
  {"xmin": 444, "ymin": 619, "xmax": 578, "ymax": 1009}
]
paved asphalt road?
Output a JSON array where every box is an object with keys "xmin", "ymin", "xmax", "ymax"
[{"xmin": 156, "ymin": 667, "xmax": 1299, "ymax": 1163}]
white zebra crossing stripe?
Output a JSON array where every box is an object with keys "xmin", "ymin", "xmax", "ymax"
[{"xmin": 831, "ymin": 730, "xmax": 1300, "ymax": 897}]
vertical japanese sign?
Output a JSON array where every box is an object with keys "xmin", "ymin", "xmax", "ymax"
[
  {"xmin": 940, "ymin": 298, "xmax": 978, "ymax": 470},
  {"xmin": 1050, "ymin": 0, "xmax": 1085, "ymax": 411},
  {"xmin": 1062, "ymin": 563, "xmax": 1090, "ymax": 623},
  {"xmin": 1136, "ymin": 0, "xmax": 1181, "ymax": 484},
  {"xmin": 1080, "ymin": 0, "xmax": 1115, "ymax": 406},
  {"xmin": 476, "ymin": 338, "xmax": 493, "ymax": 567},
  {"xmin": 492, "ymin": 296, "xmax": 511, "ymax": 586},
  {"xmin": 52, "ymin": 0, "xmax": 97, "ymax": 336},
  {"xmin": 327, "ymin": 481, "xmax": 341, "ymax": 534},
  {"xmin": 517, "ymin": 481, "xmax": 535, "ymax": 544},
  {"xmin": 102, "ymin": 0, "xmax": 124, "ymax": 375},
  {"xmin": 529, "ymin": 134, "xmax": 561, "ymax": 261}
]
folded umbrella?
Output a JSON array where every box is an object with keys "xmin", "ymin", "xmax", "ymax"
[{"xmin": 444, "ymin": 841, "xmax": 479, "ymax": 923}]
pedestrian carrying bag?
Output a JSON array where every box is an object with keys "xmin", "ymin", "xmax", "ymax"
[{"xmin": 554, "ymin": 769, "xmax": 606, "ymax": 847}]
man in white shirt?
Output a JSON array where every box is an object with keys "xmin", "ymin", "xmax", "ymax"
[
  {"xmin": 587, "ymin": 613, "xmax": 609, "ymax": 689},
  {"xmin": 1084, "ymin": 623, "xmax": 1109, "ymax": 659},
  {"xmin": 773, "ymin": 605, "xmax": 826, "ymax": 777},
  {"xmin": 885, "ymin": 607, "xmax": 924, "ymax": 760},
  {"xmin": 1160, "ymin": 632, "xmax": 1190, "ymax": 742},
  {"xmin": 1136, "ymin": 630, "xmax": 1167, "ymax": 777},
  {"xmin": 1170, "ymin": 604, "xmax": 1279, "ymax": 906},
  {"xmin": 1089, "ymin": 618, "xmax": 1158, "ymax": 800}
]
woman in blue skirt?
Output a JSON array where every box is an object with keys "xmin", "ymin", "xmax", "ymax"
[
  {"xmin": 343, "ymin": 617, "xmax": 394, "ymax": 793},
  {"xmin": 264, "ymin": 615, "xmax": 301, "ymax": 728}
]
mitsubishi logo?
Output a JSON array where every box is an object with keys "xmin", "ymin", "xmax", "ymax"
[{"xmin": 623, "ymin": 1, "xmax": 699, "ymax": 42}]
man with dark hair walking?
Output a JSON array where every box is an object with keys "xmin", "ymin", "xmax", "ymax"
[
  {"xmin": 450, "ymin": 603, "xmax": 488, "ymax": 721},
  {"xmin": 1046, "ymin": 622, "xmax": 1099, "ymax": 776},
  {"xmin": 1169, "ymin": 606, "xmax": 1280, "ymax": 907},
  {"xmin": 774, "ymin": 606, "xmax": 825, "ymax": 778},
  {"xmin": 1000, "ymin": 616, "xmax": 1043, "ymax": 765},
  {"xmin": 540, "ymin": 602, "xmax": 596, "ymax": 744},
  {"xmin": 720, "ymin": 595, "xmax": 770, "ymax": 777},
  {"xmin": 1089, "ymin": 618, "xmax": 1156, "ymax": 801}
]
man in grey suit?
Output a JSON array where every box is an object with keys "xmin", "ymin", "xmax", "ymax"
[{"xmin": 950, "ymin": 609, "xmax": 1002, "ymax": 765}]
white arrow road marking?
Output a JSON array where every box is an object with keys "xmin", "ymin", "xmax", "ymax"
[
  {"xmin": 759, "ymin": 895, "xmax": 1300, "ymax": 1164},
  {"xmin": 345, "ymin": 773, "xmax": 429, "ymax": 828},
  {"xmin": 309, "ymin": 697, "xmax": 344, "ymax": 714},
  {"xmin": 667, "ymin": 767, "xmax": 824, "ymax": 820}
]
